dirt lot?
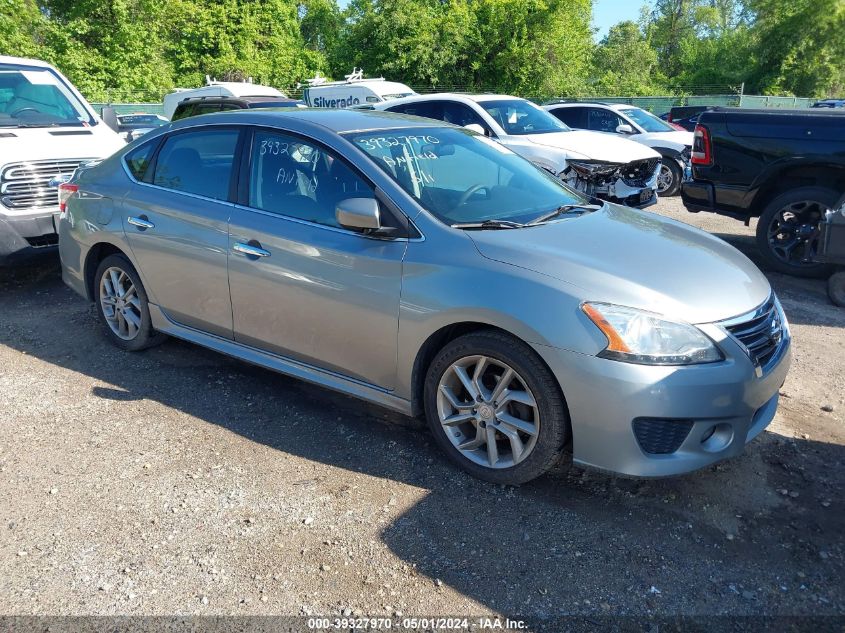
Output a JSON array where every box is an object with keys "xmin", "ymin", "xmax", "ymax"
[{"xmin": 0, "ymin": 197, "xmax": 843, "ymax": 624}]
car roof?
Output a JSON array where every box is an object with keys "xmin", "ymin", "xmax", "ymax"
[
  {"xmin": 377, "ymin": 93, "xmax": 522, "ymax": 108},
  {"xmin": 168, "ymin": 108, "xmax": 453, "ymax": 134}
]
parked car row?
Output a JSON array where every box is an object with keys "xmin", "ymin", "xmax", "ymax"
[{"xmin": 373, "ymin": 94, "xmax": 663, "ymax": 207}]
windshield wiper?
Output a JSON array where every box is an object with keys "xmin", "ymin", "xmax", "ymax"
[
  {"xmin": 451, "ymin": 219, "xmax": 526, "ymax": 230},
  {"xmin": 527, "ymin": 203, "xmax": 602, "ymax": 226}
]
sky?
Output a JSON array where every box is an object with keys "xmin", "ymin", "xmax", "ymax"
[{"xmin": 593, "ymin": 0, "xmax": 652, "ymax": 41}]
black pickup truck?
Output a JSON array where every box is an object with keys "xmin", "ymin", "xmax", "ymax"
[{"xmin": 681, "ymin": 107, "xmax": 845, "ymax": 277}]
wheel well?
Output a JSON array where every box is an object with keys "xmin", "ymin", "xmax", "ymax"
[
  {"xmin": 751, "ymin": 165, "xmax": 845, "ymax": 217},
  {"xmin": 83, "ymin": 243, "xmax": 126, "ymax": 301},
  {"xmin": 409, "ymin": 322, "xmax": 561, "ymax": 418}
]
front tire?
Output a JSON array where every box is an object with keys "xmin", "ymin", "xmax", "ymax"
[
  {"xmin": 423, "ymin": 330, "xmax": 570, "ymax": 485},
  {"xmin": 94, "ymin": 254, "xmax": 165, "ymax": 351},
  {"xmin": 755, "ymin": 187, "xmax": 837, "ymax": 278},
  {"xmin": 656, "ymin": 159, "xmax": 682, "ymax": 197}
]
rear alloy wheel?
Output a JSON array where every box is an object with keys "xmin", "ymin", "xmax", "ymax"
[
  {"xmin": 656, "ymin": 160, "xmax": 682, "ymax": 197},
  {"xmin": 755, "ymin": 187, "xmax": 837, "ymax": 278},
  {"xmin": 94, "ymin": 254, "xmax": 165, "ymax": 351},
  {"xmin": 424, "ymin": 331, "xmax": 569, "ymax": 484}
]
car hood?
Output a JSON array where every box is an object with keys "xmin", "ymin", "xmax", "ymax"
[
  {"xmin": 634, "ymin": 130, "xmax": 694, "ymax": 149},
  {"xmin": 468, "ymin": 204, "xmax": 770, "ymax": 324},
  {"xmin": 0, "ymin": 125, "xmax": 124, "ymax": 163},
  {"xmin": 521, "ymin": 131, "xmax": 660, "ymax": 163}
]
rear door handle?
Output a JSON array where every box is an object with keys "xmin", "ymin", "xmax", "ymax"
[
  {"xmin": 233, "ymin": 242, "xmax": 271, "ymax": 258},
  {"xmin": 127, "ymin": 215, "xmax": 155, "ymax": 230}
]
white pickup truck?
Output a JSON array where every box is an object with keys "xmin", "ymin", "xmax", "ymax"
[{"xmin": 0, "ymin": 55, "xmax": 124, "ymax": 265}]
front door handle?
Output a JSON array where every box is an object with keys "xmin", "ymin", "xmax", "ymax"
[
  {"xmin": 127, "ymin": 215, "xmax": 155, "ymax": 230},
  {"xmin": 233, "ymin": 241, "xmax": 271, "ymax": 258}
]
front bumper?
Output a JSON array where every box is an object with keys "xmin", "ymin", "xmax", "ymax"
[
  {"xmin": 0, "ymin": 212, "xmax": 59, "ymax": 266},
  {"xmin": 535, "ymin": 331, "xmax": 791, "ymax": 477}
]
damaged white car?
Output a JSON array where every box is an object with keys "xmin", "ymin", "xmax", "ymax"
[{"xmin": 375, "ymin": 93, "xmax": 661, "ymax": 208}]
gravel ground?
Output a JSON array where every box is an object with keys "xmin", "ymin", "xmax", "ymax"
[{"xmin": 0, "ymin": 197, "xmax": 843, "ymax": 624}]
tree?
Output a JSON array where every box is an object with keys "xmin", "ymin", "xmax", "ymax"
[
  {"xmin": 747, "ymin": 0, "xmax": 845, "ymax": 97},
  {"xmin": 591, "ymin": 21, "xmax": 665, "ymax": 95}
]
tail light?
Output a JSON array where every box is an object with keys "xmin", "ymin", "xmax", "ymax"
[
  {"xmin": 691, "ymin": 124, "xmax": 712, "ymax": 166},
  {"xmin": 58, "ymin": 183, "xmax": 79, "ymax": 215}
]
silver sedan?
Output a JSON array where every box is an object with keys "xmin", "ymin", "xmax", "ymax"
[{"xmin": 58, "ymin": 109, "xmax": 791, "ymax": 484}]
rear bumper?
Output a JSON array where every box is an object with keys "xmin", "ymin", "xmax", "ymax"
[
  {"xmin": 535, "ymin": 334, "xmax": 791, "ymax": 478},
  {"xmin": 680, "ymin": 180, "xmax": 715, "ymax": 212},
  {"xmin": 0, "ymin": 213, "xmax": 59, "ymax": 266}
]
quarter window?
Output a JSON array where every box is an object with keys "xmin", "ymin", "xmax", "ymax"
[
  {"xmin": 124, "ymin": 140, "xmax": 156, "ymax": 181},
  {"xmin": 152, "ymin": 129, "xmax": 239, "ymax": 200},
  {"xmin": 248, "ymin": 130, "xmax": 375, "ymax": 228}
]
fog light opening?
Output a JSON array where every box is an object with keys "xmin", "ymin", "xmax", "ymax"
[{"xmin": 700, "ymin": 423, "xmax": 733, "ymax": 453}]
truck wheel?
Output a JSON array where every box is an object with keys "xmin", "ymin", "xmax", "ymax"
[
  {"xmin": 755, "ymin": 187, "xmax": 837, "ymax": 278},
  {"xmin": 656, "ymin": 160, "xmax": 682, "ymax": 197},
  {"xmin": 829, "ymin": 271, "xmax": 845, "ymax": 307}
]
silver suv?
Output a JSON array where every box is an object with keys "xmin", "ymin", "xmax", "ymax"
[{"xmin": 59, "ymin": 109, "xmax": 790, "ymax": 484}]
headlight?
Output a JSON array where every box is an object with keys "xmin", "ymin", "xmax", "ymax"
[
  {"xmin": 567, "ymin": 161, "xmax": 621, "ymax": 178},
  {"xmin": 581, "ymin": 302, "xmax": 723, "ymax": 365}
]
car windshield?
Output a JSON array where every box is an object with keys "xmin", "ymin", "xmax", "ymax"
[
  {"xmin": 118, "ymin": 115, "xmax": 166, "ymax": 127},
  {"xmin": 621, "ymin": 107, "xmax": 675, "ymax": 133},
  {"xmin": 346, "ymin": 126, "xmax": 591, "ymax": 226},
  {"xmin": 479, "ymin": 99, "xmax": 569, "ymax": 135},
  {"xmin": 0, "ymin": 64, "xmax": 94, "ymax": 127}
]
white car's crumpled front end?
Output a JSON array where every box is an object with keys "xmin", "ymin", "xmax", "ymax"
[{"xmin": 521, "ymin": 130, "xmax": 662, "ymax": 208}]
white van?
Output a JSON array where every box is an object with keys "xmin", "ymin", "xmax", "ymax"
[
  {"xmin": 0, "ymin": 55, "xmax": 125, "ymax": 265},
  {"xmin": 301, "ymin": 69, "xmax": 415, "ymax": 108},
  {"xmin": 162, "ymin": 79, "xmax": 286, "ymax": 120}
]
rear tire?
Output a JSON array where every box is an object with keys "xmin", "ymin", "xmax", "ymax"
[
  {"xmin": 423, "ymin": 330, "xmax": 569, "ymax": 485},
  {"xmin": 755, "ymin": 187, "xmax": 837, "ymax": 278},
  {"xmin": 94, "ymin": 254, "xmax": 166, "ymax": 351}
]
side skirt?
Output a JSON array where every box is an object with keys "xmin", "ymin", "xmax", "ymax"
[{"xmin": 149, "ymin": 304, "xmax": 413, "ymax": 416}]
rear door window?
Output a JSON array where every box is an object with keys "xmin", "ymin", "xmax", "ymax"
[{"xmin": 152, "ymin": 129, "xmax": 239, "ymax": 200}]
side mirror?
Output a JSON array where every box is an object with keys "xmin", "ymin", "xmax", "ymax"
[
  {"xmin": 101, "ymin": 106, "xmax": 120, "ymax": 133},
  {"xmin": 336, "ymin": 198, "xmax": 381, "ymax": 231},
  {"xmin": 464, "ymin": 123, "xmax": 486, "ymax": 136},
  {"xmin": 616, "ymin": 123, "xmax": 634, "ymax": 134}
]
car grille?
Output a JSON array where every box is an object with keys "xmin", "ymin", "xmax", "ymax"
[
  {"xmin": 25, "ymin": 234, "xmax": 59, "ymax": 248},
  {"xmin": 621, "ymin": 158, "xmax": 660, "ymax": 187},
  {"xmin": 632, "ymin": 418, "xmax": 694, "ymax": 454},
  {"xmin": 0, "ymin": 159, "xmax": 90, "ymax": 210},
  {"xmin": 722, "ymin": 296, "xmax": 786, "ymax": 371}
]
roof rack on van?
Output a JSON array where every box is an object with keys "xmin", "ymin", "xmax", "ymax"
[{"xmin": 298, "ymin": 68, "xmax": 386, "ymax": 89}]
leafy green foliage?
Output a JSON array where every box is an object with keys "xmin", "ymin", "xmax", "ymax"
[{"xmin": 0, "ymin": 0, "xmax": 841, "ymax": 101}]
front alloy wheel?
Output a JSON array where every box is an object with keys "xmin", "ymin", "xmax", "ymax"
[
  {"xmin": 656, "ymin": 160, "xmax": 682, "ymax": 196},
  {"xmin": 424, "ymin": 330, "xmax": 570, "ymax": 484},
  {"xmin": 436, "ymin": 355, "xmax": 539, "ymax": 468}
]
